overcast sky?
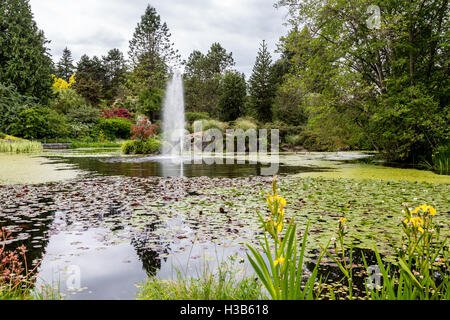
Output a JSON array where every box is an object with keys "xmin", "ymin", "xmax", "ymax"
[{"xmin": 29, "ymin": 0, "xmax": 289, "ymax": 78}]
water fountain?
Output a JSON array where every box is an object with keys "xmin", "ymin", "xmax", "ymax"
[{"xmin": 161, "ymin": 71, "xmax": 186, "ymax": 157}]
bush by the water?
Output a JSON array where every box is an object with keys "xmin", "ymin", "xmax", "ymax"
[
  {"xmin": 232, "ymin": 117, "xmax": 258, "ymax": 131},
  {"xmin": 98, "ymin": 117, "xmax": 133, "ymax": 140},
  {"xmin": 122, "ymin": 138, "xmax": 161, "ymax": 155},
  {"xmin": 10, "ymin": 106, "xmax": 70, "ymax": 140},
  {"xmin": 423, "ymin": 144, "xmax": 450, "ymax": 175},
  {"xmin": 284, "ymin": 134, "xmax": 303, "ymax": 148},
  {"xmin": 0, "ymin": 83, "xmax": 36, "ymax": 134},
  {"xmin": 185, "ymin": 112, "xmax": 210, "ymax": 123},
  {"xmin": 192, "ymin": 119, "xmax": 227, "ymax": 133}
]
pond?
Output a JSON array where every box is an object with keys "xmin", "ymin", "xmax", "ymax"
[{"xmin": 0, "ymin": 149, "xmax": 449, "ymax": 299}]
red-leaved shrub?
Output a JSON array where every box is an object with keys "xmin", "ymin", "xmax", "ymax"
[
  {"xmin": 131, "ymin": 116, "xmax": 158, "ymax": 141},
  {"xmin": 102, "ymin": 107, "xmax": 131, "ymax": 120}
]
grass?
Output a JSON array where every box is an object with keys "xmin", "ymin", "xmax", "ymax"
[
  {"xmin": 69, "ymin": 140, "xmax": 123, "ymax": 149},
  {"xmin": 137, "ymin": 251, "xmax": 265, "ymax": 300},
  {"xmin": 422, "ymin": 144, "xmax": 450, "ymax": 175},
  {"xmin": 0, "ymin": 140, "xmax": 43, "ymax": 153},
  {"xmin": 232, "ymin": 118, "xmax": 258, "ymax": 131},
  {"xmin": 137, "ymin": 274, "xmax": 264, "ymax": 300},
  {"xmin": 192, "ymin": 119, "xmax": 228, "ymax": 133}
]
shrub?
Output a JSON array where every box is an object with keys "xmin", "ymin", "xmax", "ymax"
[
  {"xmin": 131, "ymin": 116, "xmax": 158, "ymax": 141},
  {"xmin": 66, "ymin": 104, "xmax": 101, "ymax": 125},
  {"xmin": 192, "ymin": 119, "xmax": 227, "ymax": 133},
  {"xmin": 10, "ymin": 106, "xmax": 70, "ymax": 139},
  {"xmin": 50, "ymin": 88, "xmax": 87, "ymax": 114},
  {"xmin": 284, "ymin": 134, "xmax": 302, "ymax": 148},
  {"xmin": 185, "ymin": 112, "xmax": 210, "ymax": 123},
  {"xmin": 0, "ymin": 132, "xmax": 5, "ymax": 139},
  {"xmin": 102, "ymin": 107, "xmax": 132, "ymax": 120},
  {"xmin": 423, "ymin": 144, "xmax": 450, "ymax": 175},
  {"xmin": 122, "ymin": 138, "xmax": 161, "ymax": 155},
  {"xmin": 138, "ymin": 87, "xmax": 164, "ymax": 119},
  {"xmin": 0, "ymin": 83, "xmax": 36, "ymax": 134},
  {"xmin": 98, "ymin": 117, "xmax": 133, "ymax": 140},
  {"xmin": 233, "ymin": 117, "xmax": 258, "ymax": 131}
]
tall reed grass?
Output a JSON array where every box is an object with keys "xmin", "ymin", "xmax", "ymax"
[{"xmin": 0, "ymin": 140, "xmax": 43, "ymax": 153}]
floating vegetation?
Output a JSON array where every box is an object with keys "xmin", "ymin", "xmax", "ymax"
[{"xmin": 0, "ymin": 173, "xmax": 448, "ymax": 299}]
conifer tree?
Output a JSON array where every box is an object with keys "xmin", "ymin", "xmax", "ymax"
[
  {"xmin": 128, "ymin": 5, "xmax": 180, "ymax": 90},
  {"xmin": 248, "ymin": 40, "xmax": 276, "ymax": 123},
  {"xmin": 0, "ymin": 0, "xmax": 53, "ymax": 103},
  {"xmin": 55, "ymin": 47, "xmax": 75, "ymax": 81},
  {"xmin": 218, "ymin": 71, "xmax": 246, "ymax": 122}
]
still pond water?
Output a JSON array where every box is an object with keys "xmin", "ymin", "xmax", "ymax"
[{"xmin": 0, "ymin": 149, "xmax": 448, "ymax": 299}]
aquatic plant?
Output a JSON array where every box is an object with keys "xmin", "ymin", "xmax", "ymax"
[
  {"xmin": 0, "ymin": 227, "xmax": 38, "ymax": 299},
  {"xmin": 246, "ymin": 177, "xmax": 328, "ymax": 300},
  {"xmin": 248, "ymin": 177, "xmax": 449, "ymax": 300},
  {"xmin": 422, "ymin": 145, "xmax": 449, "ymax": 175},
  {"xmin": 0, "ymin": 140, "xmax": 43, "ymax": 153},
  {"xmin": 362, "ymin": 203, "xmax": 449, "ymax": 300}
]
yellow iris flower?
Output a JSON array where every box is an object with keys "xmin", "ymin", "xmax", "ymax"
[
  {"xmin": 405, "ymin": 216, "xmax": 425, "ymax": 233},
  {"xmin": 411, "ymin": 204, "xmax": 436, "ymax": 216},
  {"xmin": 274, "ymin": 257, "xmax": 285, "ymax": 266}
]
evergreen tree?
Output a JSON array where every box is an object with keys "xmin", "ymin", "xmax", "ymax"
[
  {"xmin": 55, "ymin": 47, "xmax": 75, "ymax": 81},
  {"xmin": 0, "ymin": 0, "xmax": 53, "ymax": 103},
  {"xmin": 248, "ymin": 40, "xmax": 276, "ymax": 123},
  {"xmin": 128, "ymin": 5, "xmax": 180, "ymax": 90},
  {"xmin": 102, "ymin": 48, "xmax": 127, "ymax": 101},
  {"xmin": 183, "ymin": 43, "xmax": 235, "ymax": 116},
  {"xmin": 74, "ymin": 55, "xmax": 106, "ymax": 105},
  {"xmin": 218, "ymin": 71, "xmax": 247, "ymax": 122}
]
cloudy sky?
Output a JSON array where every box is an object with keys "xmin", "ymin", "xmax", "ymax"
[{"xmin": 29, "ymin": 0, "xmax": 289, "ymax": 77}]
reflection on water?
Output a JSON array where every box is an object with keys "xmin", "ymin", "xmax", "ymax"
[
  {"xmin": 44, "ymin": 155, "xmax": 331, "ymax": 179},
  {"xmin": 2, "ymin": 195, "xmax": 254, "ymax": 300},
  {"xmin": 1, "ymin": 151, "xmax": 447, "ymax": 299}
]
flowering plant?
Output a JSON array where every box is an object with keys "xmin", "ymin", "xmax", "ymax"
[{"xmin": 246, "ymin": 176, "xmax": 327, "ymax": 300}]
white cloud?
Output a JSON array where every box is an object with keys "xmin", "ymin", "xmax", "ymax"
[{"xmin": 29, "ymin": 0, "xmax": 289, "ymax": 77}]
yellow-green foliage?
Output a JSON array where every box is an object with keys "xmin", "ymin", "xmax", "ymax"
[
  {"xmin": 192, "ymin": 119, "xmax": 227, "ymax": 133},
  {"xmin": 0, "ymin": 134, "xmax": 28, "ymax": 141},
  {"xmin": 51, "ymin": 73, "xmax": 76, "ymax": 91},
  {"xmin": 0, "ymin": 141, "xmax": 43, "ymax": 153},
  {"xmin": 233, "ymin": 118, "xmax": 258, "ymax": 131}
]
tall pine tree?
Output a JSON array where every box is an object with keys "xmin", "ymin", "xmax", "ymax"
[
  {"xmin": 248, "ymin": 40, "xmax": 276, "ymax": 123},
  {"xmin": 55, "ymin": 47, "xmax": 75, "ymax": 81},
  {"xmin": 183, "ymin": 43, "xmax": 235, "ymax": 115},
  {"xmin": 102, "ymin": 48, "xmax": 127, "ymax": 101},
  {"xmin": 0, "ymin": 0, "xmax": 53, "ymax": 103},
  {"xmin": 218, "ymin": 71, "xmax": 246, "ymax": 122},
  {"xmin": 128, "ymin": 5, "xmax": 180, "ymax": 90}
]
